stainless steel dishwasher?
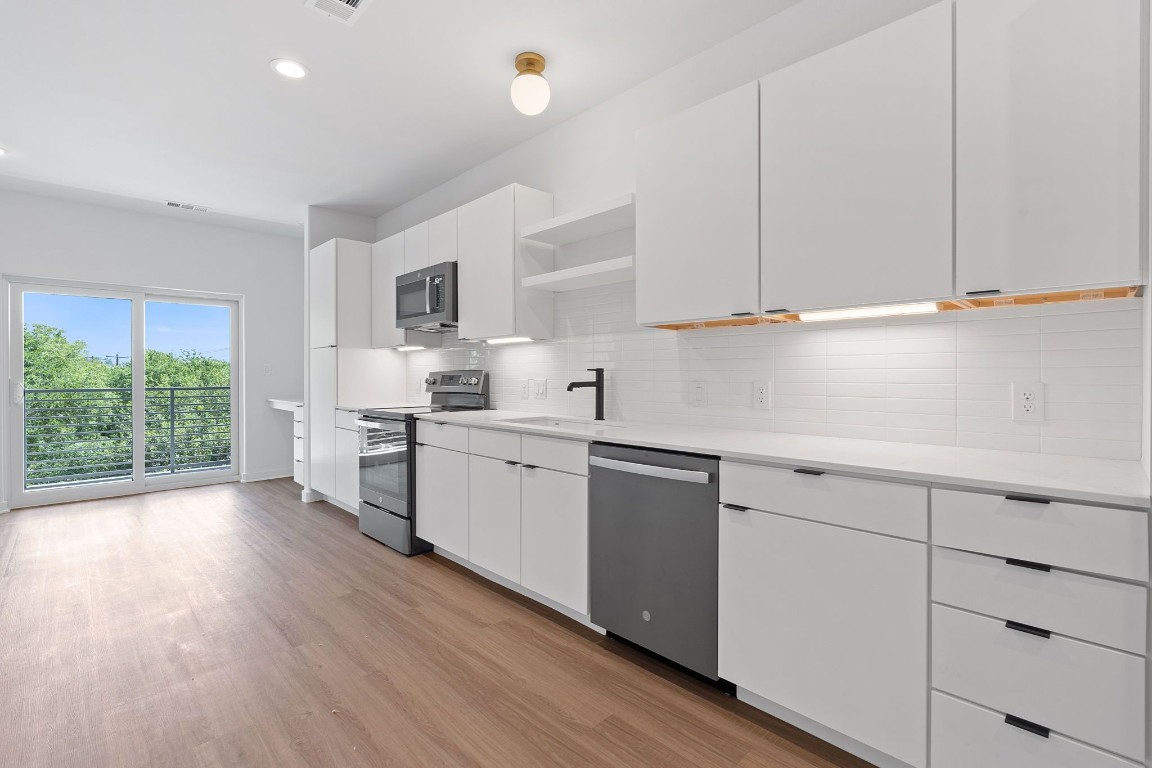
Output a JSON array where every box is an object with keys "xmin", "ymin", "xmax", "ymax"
[{"xmin": 589, "ymin": 443, "xmax": 721, "ymax": 681}]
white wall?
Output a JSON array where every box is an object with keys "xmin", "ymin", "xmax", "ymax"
[{"xmin": 0, "ymin": 185, "xmax": 306, "ymax": 506}]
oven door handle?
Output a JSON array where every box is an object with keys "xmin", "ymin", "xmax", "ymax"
[{"xmin": 355, "ymin": 419, "xmax": 404, "ymax": 430}]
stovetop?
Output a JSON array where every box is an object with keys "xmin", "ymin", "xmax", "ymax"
[{"xmin": 360, "ymin": 404, "xmax": 485, "ymax": 418}]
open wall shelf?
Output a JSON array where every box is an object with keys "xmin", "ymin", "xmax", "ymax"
[
  {"xmin": 521, "ymin": 256, "xmax": 635, "ymax": 293},
  {"xmin": 519, "ymin": 193, "xmax": 635, "ymax": 245}
]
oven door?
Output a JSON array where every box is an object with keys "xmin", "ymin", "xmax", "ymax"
[
  {"xmin": 396, "ymin": 262, "xmax": 457, "ymax": 329},
  {"xmin": 356, "ymin": 418, "xmax": 411, "ymax": 517}
]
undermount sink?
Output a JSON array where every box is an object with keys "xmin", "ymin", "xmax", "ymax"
[{"xmin": 497, "ymin": 416, "xmax": 627, "ymax": 432}]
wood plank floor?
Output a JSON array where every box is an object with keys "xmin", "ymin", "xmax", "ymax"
[{"xmin": 0, "ymin": 479, "xmax": 874, "ymax": 768}]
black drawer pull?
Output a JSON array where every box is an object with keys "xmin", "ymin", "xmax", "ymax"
[
  {"xmin": 521, "ymin": 464, "xmax": 538, "ymax": 470},
  {"xmin": 1005, "ymin": 714, "xmax": 1049, "ymax": 739},
  {"xmin": 1006, "ymin": 557, "xmax": 1051, "ymax": 573},
  {"xmin": 434, "ymin": 421, "xmax": 448, "ymax": 426},
  {"xmin": 794, "ymin": 468, "xmax": 825, "ymax": 476},
  {"xmin": 1006, "ymin": 620, "xmax": 1051, "ymax": 639},
  {"xmin": 1005, "ymin": 494, "xmax": 1050, "ymax": 504},
  {"xmin": 966, "ymin": 289, "xmax": 1002, "ymax": 296},
  {"xmin": 722, "ymin": 504, "xmax": 750, "ymax": 512},
  {"xmin": 730, "ymin": 312, "xmax": 755, "ymax": 317},
  {"xmin": 764, "ymin": 308, "xmax": 790, "ymax": 314},
  {"xmin": 504, "ymin": 460, "xmax": 520, "ymax": 466}
]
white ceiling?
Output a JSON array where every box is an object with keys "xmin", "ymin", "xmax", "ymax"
[{"xmin": 0, "ymin": 0, "xmax": 801, "ymax": 229}]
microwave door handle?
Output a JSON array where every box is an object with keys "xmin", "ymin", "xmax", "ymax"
[{"xmin": 425, "ymin": 276, "xmax": 434, "ymax": 315}]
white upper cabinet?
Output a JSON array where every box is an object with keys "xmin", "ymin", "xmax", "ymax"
[
  {"xmin": 403, "ymin": 221, "xmax": 430, "ymax": 273},
  {"xmin": 955, "ymin": 0, "xmax": 1143, "ymax": 295},
  {"xmin": 309, "ymin": 238, "xmax": 371, "ymax": 349},
  {"xmin": 428, "ymin": 209, "xmax": 458, "ymax": 264},
  {"xmin": 371, "ymin": 233, "xmax": 405, "ymax": 349},
  {"xmin": 760, "ymin": 2, "xmax": 952, "ymax": 312},
  {"xmin": 636, "ymin": 82, "xmax": 761, "ymax": 325},
  {"xmin": 457, "ymin": 184, "xmax": 554, "ymax": 341}
]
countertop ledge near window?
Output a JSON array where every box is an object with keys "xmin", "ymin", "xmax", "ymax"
[{"xmin": 416, "ymin": 410, "xmax": 1151, "ymax": 509}]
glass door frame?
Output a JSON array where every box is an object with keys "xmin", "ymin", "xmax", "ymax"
[{"xmin": 5, "ymin": 277, "xmax": 242, "ymax": 509}]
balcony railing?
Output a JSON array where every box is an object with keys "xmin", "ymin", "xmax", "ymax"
[{"xmin": 24, "ymin": 386, "xmax": 232, "ymax": 489}]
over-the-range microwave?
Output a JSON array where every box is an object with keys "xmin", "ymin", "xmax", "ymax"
[{"xmin": 396, "ymin": 261, "xmax": 458, "ymax": 332}]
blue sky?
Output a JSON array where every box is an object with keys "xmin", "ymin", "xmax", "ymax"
[{"xmin": 24, "ymin": 293, "xmax": 231, "ymax": 362}]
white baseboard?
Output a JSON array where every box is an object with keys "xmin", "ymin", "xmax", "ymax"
[
  {"xmin": 433, "ymin": 547, "xmax": 605, "ymax": 633},
  {"xmin": 737, "ymin": 687, "xmax": 916, "ymax": 768},
  {"xmin": 241, "ymin": 468, "xmax": 292, "ymax": 483}
]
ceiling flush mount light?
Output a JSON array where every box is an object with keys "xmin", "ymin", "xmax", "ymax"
[
  {"xmin": 486, "ymin": 336, "xmax": 533, "ymax": 345},
  {"xmin": 510, "ymin": 52, "xmax": 550, "ymax": 116},
  {"xmin": 271, "ymin": 59, "xmax": 309, "ymax": 79},
  {"xmin": 798, "ymin": 302, "xmax": 940, "ymax": 323}
]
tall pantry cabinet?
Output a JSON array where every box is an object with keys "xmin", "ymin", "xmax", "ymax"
[{"xmin": 307, "ymin": 238, "xmax": 380, "ymax": 499}]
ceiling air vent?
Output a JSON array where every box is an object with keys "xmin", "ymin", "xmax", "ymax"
[
  {"xmin": 305, "ymin": 0, "xmax": 375, "ymax": 26},
  {"xmin": 165, "ymin": 200, "xmax": 210, "ymax": 213}
]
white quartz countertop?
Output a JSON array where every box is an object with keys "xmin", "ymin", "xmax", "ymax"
[{"xmin": 415, "ymin": 410, "xmax": 1151, "ymax": 509}]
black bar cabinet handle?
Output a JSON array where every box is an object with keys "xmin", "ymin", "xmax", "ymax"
[
  {"xmin": 730, "ymin": 312, "xmax": 755, "ymax": 317},
  {"xmin": 1006, "ymin": 558, "xmax": 1051, "ymax": 573},
  {"xmin": 764, "ymin": 308, "xmax": 790, "ymax": 314},
  {"xmin": 504, "ymin": 460, "xmax": 520, "ymax": 466},
  {"xmin": 1006, "ymin": 620, "xmax": 1051, "ymax": 639},
  {"xmin": 1005, "ymin": 494, "xmax": 1050, "ymax": 504},
  {"xmin": 434, "ymin": 421, "xmax": 448, "ymax": 426},
  {"xmin": 966, "ymin": 289, "xmax": 1002, "ymax": 296},
  {"xmin": 1005, "ymin": 714, "xmax": 1050, "ymax": 739},
  {"xmin": 521, "ymin": 464, "xmax": 538, "ymax": 470},
  {"xmin": 794, "ymin": 468, "xmax": 825, "ymax": 476},
  {"xmin": 722, "ymin": 504, "xmax": 750, "ymax": 512}
]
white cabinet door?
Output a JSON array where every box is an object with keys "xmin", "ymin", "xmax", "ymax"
[
  {"xmin": 403, "ymin": 221, "xmax": 430, "ymax": 272},
  {"xmin": 521, "ymin": 467, "xmax": 588, "ymax": 613},
  {"xmin": 720, "ymin": 507, "xmax": 928, "ymax": 768},
  {"xmin": 334, "ymin": 427, "xmax": 360, "ymax": 510},
  {"xmin": 457, "ymin": 186, "xmax": 516, "ymax": 340},
  {"xmin": 760, "ymin": 2, "xmax": 952, "ymax": 312},
  {"xmin": 468, "ymin": 455, "xmax": 521, "ymax": 583},
  {"xmin": 956, "ymin": 0, "xmax": 1142, "ymax": 295},
  {"xmin": 309, "ymin": 240, "xmax": 337, "ymax": 349},
  {"xmin": 636, "ymin": 82, "xmax": 760, "ymax": 325},
  {"xmin": 371, "ymin": 233, "xmax": 405, "ymax": 349},
  {"xmin": 334, "ymin": 240, "xmax": 372, "ymax": 348},
  {"xmin": 308, "ymin": 347, "xmax": 337, "ymax": 497},
  {"xmin": 415, "ymin": 444, "xmax": 469, "ymax": 558},
  {"xmin": 428, "ymin": 209, "xmax": 458, "ymax": 264}
]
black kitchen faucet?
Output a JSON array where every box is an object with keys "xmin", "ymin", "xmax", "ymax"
[{"xmin": 566, "ymin": 367, "xmax": 606, "ymax": 421}]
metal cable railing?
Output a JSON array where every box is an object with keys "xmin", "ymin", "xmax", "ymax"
[{"xmin": 24, "ymin": 386, "xmax": 232, "ymax": 488}]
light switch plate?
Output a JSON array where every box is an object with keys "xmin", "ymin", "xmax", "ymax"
[
  {"xmin": 689, "ymin": 380, "xmax": 707, "ymax": 407},
  {"xmin": 1012, "ymin": 381, "xmax": 1044, "ymax": 421},
  {"xmin": 531, "ymin": 379, "xmax": 548, "ymax": 399}
]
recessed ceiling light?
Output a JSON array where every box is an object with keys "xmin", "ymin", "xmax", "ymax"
[{"xmin": 270, "ymin": 59, "xmax": 308, "ymax": 79}]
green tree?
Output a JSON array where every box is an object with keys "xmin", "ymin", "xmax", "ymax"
[{"xmin": 23, "ymin": 324, "xmax": 115, "ymax": 389}]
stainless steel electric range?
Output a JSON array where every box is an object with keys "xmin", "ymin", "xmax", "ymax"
[{"xmin": 354, "ymin": 370, "xmax": 489, "ymax": 555}]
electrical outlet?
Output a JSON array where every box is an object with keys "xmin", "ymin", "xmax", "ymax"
[
  {"xmin": 689, "ymin": 381, "xmax": 707, "ymax": 407},
  {"xmin": 520, "ymin": 380, "xmax": 530, "ymax": 400},
  {"xmin": 753, "ymin": 380, "xmax": 772, "ymax": 410},
  {"xmin": 262, "ymin": 364, "xmax": 272, "ymax": 376},
  {"xmin": 1012, "ymin": 381, "xmax": 1044, "ymax": 422}
]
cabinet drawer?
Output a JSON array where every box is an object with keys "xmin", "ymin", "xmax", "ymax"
[
  {"xmin": 931, "ymin": 692, "xmax": 1140, "ymax": 768},
  {"xmin": 417, "ymin": 421, "xmax": 469, "ymax": 453},
  {"xmin": 933, "ymin": 547, "xmax": 1147, "ymax": 655},
  {"xmin": 932, "ymin": 604, "xmax": 1145, "ymax": 760},
  {"xmin": 293, "ymin": 404, "xmax": 304, "ymax": 423},
  {"xmin": 521, "ymin": 435, "xmax": 588, "ymax": 476},
  {"xmin": 720, "ymin": 462, "xmax": 926, "ymax": 540},
  {"xmin": 932, "ymin": 489, "xmax": 1149, "ymax": 581},
  {"xmin": 293, "ymin": 420, "xmax": 304, "ymax": 439},
  {"xmin": 469, "ymin": 428, "xmax": 521, "ymax": 462},
  {"xmin": 335, "ymin": 408, "xmax": 359, "ymax": 431}
]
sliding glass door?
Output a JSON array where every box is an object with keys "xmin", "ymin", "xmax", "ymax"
[{"xmin": 9, "ymin": 282, "xmax": 238, "ymax": 507}]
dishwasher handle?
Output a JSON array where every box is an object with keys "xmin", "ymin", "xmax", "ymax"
[{"xmin": 589, "ymin": 455, "xmax": 711, "ymax": 484}]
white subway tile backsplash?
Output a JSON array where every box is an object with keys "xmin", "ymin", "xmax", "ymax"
[{"xmin": 408, "ymin": 284, "xmax": 1142, "ymax": 461}]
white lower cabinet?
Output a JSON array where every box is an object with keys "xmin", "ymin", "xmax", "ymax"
[
  {"xmin": 521, "ymin": 466, "xmax": 588, "ymax": 614},
  {"xmin": 931, "ymin": 692, "xmax": 1140, "ymax": 768},
  {"xmin": 415, "ymin": 444, "xmax": 469, "ymax": 558},
  {"xmin": 719, "ymin": 506, "xmax": 928, "ymax": 768},
  {"xmin": 468, "ymin": 455, "xmax": 521, "ymax": 583},
  {"xmin": 334, "ymin": 426, "xmax": 360, "ymax": 511}
]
